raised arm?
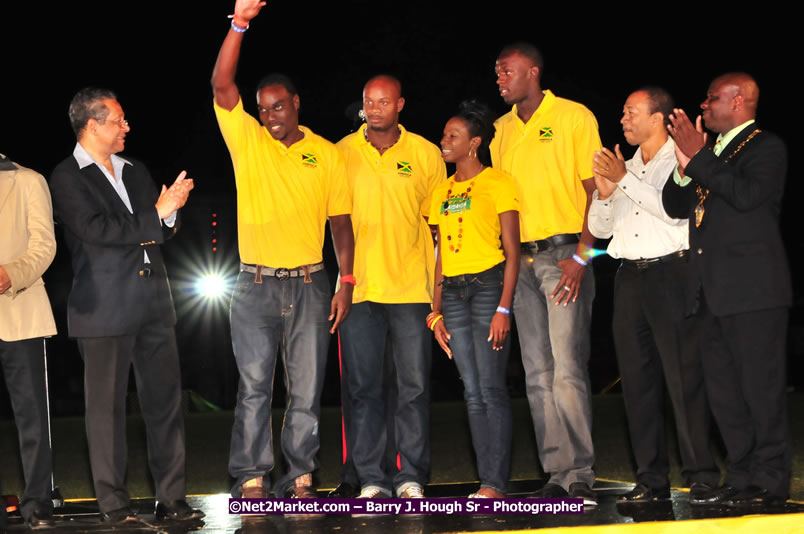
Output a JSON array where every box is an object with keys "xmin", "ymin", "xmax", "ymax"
[{"xmin": 211, "ymin": 0, "xmax": 267, "ymax": 110}]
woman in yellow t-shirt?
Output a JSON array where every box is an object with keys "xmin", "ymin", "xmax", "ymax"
[{"xmin": 427, "ymin": 100, "xmax": 520, "ymax": 498}]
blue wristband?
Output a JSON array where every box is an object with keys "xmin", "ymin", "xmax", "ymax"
[
  {"xmin": 496, "ymin": 306, "xmax": 511, "ymax": 315},
  {"xmin": 572, "ymin": 253, "xmax": 588, "ymax": 267},
  {"xmin": 231, "ymin": 20, "xmax": 248, "ymax": 32}
]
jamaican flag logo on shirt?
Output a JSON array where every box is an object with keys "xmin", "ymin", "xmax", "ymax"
[
  {"xmin": 539, "ymin": 127, "xmax": 553, "ymax": 141},
  {"xmin": 397, "ymin": 161, "xmax": 412, "ymax": 176},
  {"xmin": 302, "ymin": 153, "xmax": 318, "ymax": 168}
]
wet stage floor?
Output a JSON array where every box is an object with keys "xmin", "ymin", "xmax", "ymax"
[{"xmin": 3, "ymin": 480, "xmax": 803, "ymax": 533}]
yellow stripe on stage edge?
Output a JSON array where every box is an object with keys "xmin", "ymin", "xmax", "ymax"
[{"xmin": 468, "ymin": 513, "xmax": 804, "ymax": 534}]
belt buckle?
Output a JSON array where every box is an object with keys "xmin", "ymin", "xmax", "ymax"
[{"xmin": 275, "ymin": 268, "xmax": 291, "ymax": 281}]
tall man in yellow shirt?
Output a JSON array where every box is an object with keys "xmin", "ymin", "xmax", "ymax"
[
  {"xmin": 211, "ymin": 0, "xmax": 355, "ymax": 500},
  {"xmin": 336, "ymin": 75, "xmax": 445, "ymax": 498},
  {"xmin": 491, "ymin": 43, "xmax": 601, "ymax": 505}
]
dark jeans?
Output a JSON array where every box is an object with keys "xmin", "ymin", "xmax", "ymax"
[
  {"xmin": 337, "ymin": 337, "xmax": 398, "ymax": 488},
  {"xmin": 442, "ymin": 263, "xmax": 512, "ymax": 493},
  {"xmin": 339, "ymin": 301, "xmax": 431, "ymax": 494},
  {"xmin": 228, "ymin": 269, "xmax": 331, "ymax": 497}
]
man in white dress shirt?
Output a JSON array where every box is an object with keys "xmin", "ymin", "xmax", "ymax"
[{"xmin": 589, "ymin": 88, "xmax": 719, "ymax": 503}]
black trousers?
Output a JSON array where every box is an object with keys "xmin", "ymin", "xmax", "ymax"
[
  {"xmin": 613, "ymin": 258, "xmax": 719, "ymax": 490},
  {"xmin": 698, "ymin": 297, "xmax": 791, "ymax": 498},
  {"xmin": 77, "ymin": 318, "xmax": 186, "ymax": 513},
  {"xmin": 0, "ymin": 337, "xmax": 54, "ymax": 520}
]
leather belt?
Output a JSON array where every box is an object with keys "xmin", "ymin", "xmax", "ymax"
[
  {"xmin": 240, "ymin": 262, "xmax": 325, "ymax": 281},
  {"xmin": 521, "ymin": 233, "xmax": 579, "ymax": 253},
  {"xmin": 622, "ymin": 250, "xmax": 687, "ymax": 270}
]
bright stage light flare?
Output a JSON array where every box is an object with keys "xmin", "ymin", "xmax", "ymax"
[{"xmin": 196, "ymin": 273, "xmax": 228, "ymax": 299}]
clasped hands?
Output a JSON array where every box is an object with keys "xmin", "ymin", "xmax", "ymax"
[
  {"xmin": 592, "ymin": 144, "xmax": 627, "ymax": 200},
  {"xmin": 156, "ymin": 170, "xmax": 194, "ymax": 219}
]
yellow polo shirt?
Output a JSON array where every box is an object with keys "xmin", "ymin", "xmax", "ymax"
[
  {"xmin": 491, "ymin": 90, "xmax": 601, "ymax": 242},
  {"xmin": 214, "ymin": 98, "xmax": 350, "ymax": 268},
  {"xmin": 429, "ymin": 167, "xmax": 519, "ymax": 276},
  {"xmin": 337, "ymin": 124, "xmax": 446, "ymax": 303}
]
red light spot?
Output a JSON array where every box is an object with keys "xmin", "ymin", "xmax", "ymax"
[{"xmin": 212, "ymin": 222, "xmax": 217, "ymax": 226}]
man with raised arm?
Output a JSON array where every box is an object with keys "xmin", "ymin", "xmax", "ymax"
[
  {"xmin": 211, "ymin": 0, "xmax": 355, "ymax": 500},
  {"xmin": 335, "ymin": 75, "xmax": 445, "ymax": 499}
]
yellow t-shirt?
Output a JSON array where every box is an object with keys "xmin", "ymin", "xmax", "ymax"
[
  {"xmin": 214, "ymin": 98, "xmax": 351, "ymax": 267},
  {"xmin": 491, "ymin": 90, "xmax": 601, "ymax": 242},
  {"xmin": 429, "ymin": 168, "xmax": 519, "ymax": 277},
  {"xmin": 337, "ymin": 124, "xmax": 446, "ymax": 304}
]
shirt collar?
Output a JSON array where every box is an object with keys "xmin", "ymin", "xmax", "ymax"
[
  {"xmin": 0, "ymin": 153, "xmax": 17, "ymax": 171},
  {"xmin": 266, "ymin": 125, "xmax": 310, "ymax": 152},
  {"xmin": 512, "ymin": 89, "xmax": 556, "ymax": 127},
  {"xmin": 357, "ymin": 123, "xmax": 408, "ymax": 147},
  {"xmin": 73, "ymin": 142, "xmax": 132, "ymax": 171},
  {"xmin": 716, "ymin": 119, "xmax": 756, "ymax": 150},
  {"xmin": 630, "ymin": 137, "xmax": 675, "ymax": 171}
]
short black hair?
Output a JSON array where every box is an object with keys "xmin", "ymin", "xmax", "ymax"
[
  {"xmin": 453, "ymin": 99, "xmax": 496, "ymax": 167},
  {"xmin": 637, "ymin": 86, "xmax": 674, "ymax": 127},
  {"xmin": 364, "ymin": 74, "xmax": 403, "ymax": 98},
  {"xmin": 256, "ymin": 73, "xmax": 298, "ymax": 96},
  {"xmin": 498, "ymin": 42, "xmax": 544, "ymax": 71},
  {"xmin": 68, "ymin": 87, "xmax": 117, "ymax": 136}
]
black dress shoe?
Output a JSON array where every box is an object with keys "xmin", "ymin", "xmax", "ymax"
[
  {"xmin": 327, "ymin": 482, "xmax": 359, "ymax": 498},
  {"xmin": 101, "ymin": 506, "xmax": 139, "ymax": 523},
  {"xmin": 724, "ymin": 486, "xmax": 786, "ymax": 508},
  {"xmin": 688, "ymin": 482, "xmax": 714, "ymax": 500},
  {"xmin": 531, "ymin": 483, "xmax": 568, "ymax": 499},
  {"xmin": 155, "ymin": 500, "xmax": 206, "ymax": 521},
  {"xmin": 569, "ymin": 483, "xmax": 598, "ymax": 507},
  {"xmin": 617, "ymin": 483, "xmax": 670, "ymax": 503},
  {"xmin": 689, "ymin": 484, "xmax": 740, "ymax": 506},
  {"xmin": 27, "ymin": 510, "xmax": 56, "ymax": 529}
]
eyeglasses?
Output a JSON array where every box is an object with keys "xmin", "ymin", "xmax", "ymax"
[{"xmin": 96, "ymin": 117, "xmax": 129, "ymax": 128}]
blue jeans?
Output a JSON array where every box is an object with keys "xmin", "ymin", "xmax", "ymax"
[
  {"xmin": 514, "ymin": 243, "xmax": 595, "ymax": 489},
  {"xmin": 228, "ymin": 269, "xmax": 331, "ymax": 497},
  {"xmin": 442, "ymin": 263, "xmax": 512, "ymax": 493},
  {"xmin": 339, "ymin": 302, "xmax": 431, "ymax": 494}
]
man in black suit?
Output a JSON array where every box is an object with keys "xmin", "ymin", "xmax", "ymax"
[
  {"xmin": 663, "ymin": 73, "xmax": 792, "ymax": 507},
  {"xmin": 49, "ymin": 87, "xmax": 203, "ymax": 523}
]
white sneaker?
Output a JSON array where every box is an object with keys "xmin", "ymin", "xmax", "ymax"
[
  {"xmin": 353, "ymin": 486, "xmax": 390, "ymax": 517},
  {"xmin": 397, "ymin": 484, "xmax": 424, "ymax": 498},
  {"xmin": 358, "ymin": 487, "xmax": 390, "ymax": 498}
]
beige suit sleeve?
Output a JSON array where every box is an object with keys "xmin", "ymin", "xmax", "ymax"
[{"xmin": 2, "ymin": 170, "xmax": 56, "ymax": 296}]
